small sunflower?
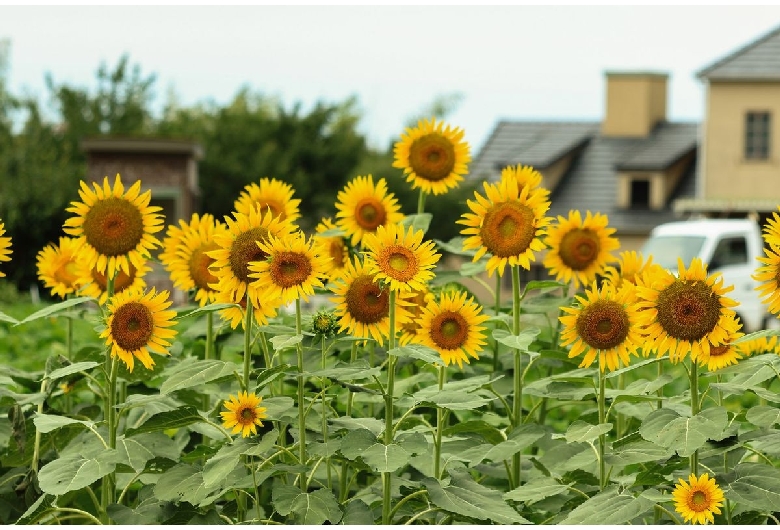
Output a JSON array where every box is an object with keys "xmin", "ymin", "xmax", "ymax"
[
  {"xmin": 36, "ymin": 237, "xmax": 82, "ymax": 298},
  {"xmin": 560, "ymin": 282, "xmax": 644, "ymax": 371},
  {"xmin": 249, "ymin": 231, "xmax": 331, "ymax": 305},
  {"xmin": 543, "ymin": 210, "xmax": 620, "ymax": 289},
  {"xmin": 500, "ymin": 164, "xmax": 549, "ymax": 199},
  {"xmin": 335, "ymin": 175, "xmax": 404, "ymax": 247},
  {"xmin": 330, "ymin": 256, "xmax": 412, "ymax": 346},
  {"xmin": 458, "ymin": 175, "xmax": 550, "ymax": 277},
  {"xmin": 393, "ymin": 117, "xmax": 470, "ymax": 196},
  {"xmin": 753, "ymin": 245, "xmax": 780, "ymax": 315},
  {"xmin": 233, "ymin": 177, "xmax": 301, "ymax": 224},
  {"xmin": 213, "ymin": 287, "xmax": 279, "ymax": 330},
  {"xmin": 737, "ymin": 334, "xmax": 780, "ymax": 357},
  {"xmin": 399, "ymin": 285, "xmax": 435, "ymax": 346},
  {"xmin": 417, "ymin": 290, "xmax": 489, "ymax": 368},
  {"xmin": 635, "ymin": 258, "xmax": 740, "ymax": 364},
  {"xmin": 672, "ymin": 473, "xmax": 725, "ymax": 525},
  {"xmin": 602, "ymin": 250, "xmax": 663, "ymax": 289},
  {"xmin": 363, "ymin": 222, "xmax": 440, "ymax": 293},
  {"xmin": 208, "ymin": 206, "xmax": 295, "ymax": 308},
  {"xmin": 63, "ymin": 175, "xmax": 163, "ymax": 280},
  {"xmin": 698, "ymin": 322, "xmax": 744, "ymax": 372},
  {"xmin": 220, "ymin": 391, "xmax": 267, "ymax": 438},
  {"xmin": 160, "ymin": 213, "xmax": 226, "ymax": 307},
  {"xmin": 100, "ymin": 287, "xmax": 178, "ymax": 372},
  {"xmin": 0, "ymin": 220, "xmax": 11, "ymax": 277},
  {"xmin": 314, "ymin": 217, "xmax": 350, "ymax": 280},
  {"xmin": 75, "ymin": 259, "xmax": 151, "ymax": 306}
]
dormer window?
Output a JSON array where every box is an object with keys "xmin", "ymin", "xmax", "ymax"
[
  {"xmin": 745, "ymin": 111, "xmax": 771, "ymax": 160},
  {"xmin": 629, "ymin": 179, "xmax": 650, "ymax": 209}
]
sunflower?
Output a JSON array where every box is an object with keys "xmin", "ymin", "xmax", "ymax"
[
  {"xmin": 393, "ymin": 117, "xmax": 470, "ymax": 196},
  {"xmin": 543, "ymin": 210, "xmax": 620, "ymax": 289},
  {"xmin": 753, "ymin": 244, "xmax": 780, "ymax": 315},
  {"xmin": 330, "ymin": 256, "xmax": 412, "ymax": 346},
  {"xmin": 417, "ymin": 290, "xmax": 489, "ymax": 367},
  {"xmin": 560, "ymin": 282, "xmax": 644, "ymax": 371},
  {"xmin": 220, "ymin": 391, "xmax": 267, "ymax": 438},
  {"xmin": 335, "ymin": 175, "xmax": 404, "ymax": 247},
  {"xmin": 160, "ymin": 213, "xmax": 226, "ymax": 306},
  {"xmin": 233, "ymin": 177, "xmax": 301, "ymax": 224},
  {"xmin": 602, "ymin": 250, "xmax": 663, "ymax": 289},
  {"xmin": 698, "ymin": 322, "xmax": 744, "ymax": 372},
  {"xmin": 762, "ymin": 210, "xmax": 780, "ymax": 245},
  {"xmin": 0, "ymin": 220, "xmax": 11, "ymax": 277},
  {"xmin": 500, "ymin": 165, "xmax": 548, "ymax": 197},
  {"xmin": 399, "ymin": 285, "xmax": 435, "ymax": 346},
  {"xmin": 672, "ymin": 473, "xmax": 725, "ymax": 525},
  {"xmin": 313, "ymin": 217, "xmax": 350, "ymax": 280},
  {"xmin": 363, "ymin": 222, "xmax": 440, "ymax": 293},
  {"xmin": 635, "ymin": 258, "xmax": 740, "ymax": 364},
  {"xmin": 458, "ymin": 175, "xmax": 550, "ymax": 277},
  {"xmin": 737, "ymin": 334, "xmax": 780, "ymax": 357},
  {"xmin": 249, "ymin": 231, "xmax": 331, "ymax": 305},
  {"xmin": 208, "ymin": 206, "xmax": 295, "ymax": 308},
  {"xmin": 75, "ymin": 258, "xmax": 151, "ymax": 306},
  {"xmin": 100, "ymin": 287, "xmax": 178, "ymax": 372},
  {"xmin": 212, "ymin": 287, "xmax": 279, "ymax": 330},
  {"xmin": 36, "ymin": 237, "xmax": 83, "ymax": 298},
  {"xmin": 63, "ymin": 175, "xmax": 163, "ymax": 280}
]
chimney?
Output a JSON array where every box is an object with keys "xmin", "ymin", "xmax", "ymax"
[{"xmin": 602, "ymin": 71, "xmax": 668, "ymax": 137}]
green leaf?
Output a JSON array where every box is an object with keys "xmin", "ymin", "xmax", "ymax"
[
  {"xmin": 493, "ymin": 328, "xmax": 541, "ymax": 351},
  {"xmin": 33, "ymin": 413, "xmax": 95, "ymax": 434},
  {"xmin": 241, "ymin": 428, "xmax": 279, "ymax": 457},
  {"xmin": 504, "ymin": 477, "xmax": 570, "ymax": 505},
  {"xmin": 255, "ymin": 364, "xmax": 292, "ymax": 390},
  {"xmin": 560, "ymin": 485, "xmax": 655, "ymax": 524},
  {"xmin": 401, "ymin": 213, "xmax": 432, "ymax": 234},
  {"xmin": 417, "ymin": 389, "xmax": 494, "ymax": 411},
  {"xmin": 331, "ymin": 417, "xmax": 385, "ymax": 436},
  {"xmin": 606, "ymin": 438, "xmax": 673, "ymax": 467},
  {"xmin": 433, "ymin": 236, "xmax": 477, "ymax": 257},
  {"xmin": 46, "ymin": 361, "xmax": 100, "ymax": 381},
  {"xmin": 125, "ymin": 406, "xmax": 205, "ymax": 436},
  {"xmin": 15, "ymin": 296, "xmax": 94, "ymax": 326},
  {"xmin": 117, "ymin": 433, "xmax": 180, "ymax": 473},
  {"xmin": 424, "ymin": 469, "xmax": 530, "ymax": 524},
  {"xmin": 732, "ymin": 329, "xmax": 780, "ymax": 344},
  {"xmin": 160, "ymin": 359, "xmax": 240, "ymax": 395},
  {"xmin": 389, "ymin": 344, "xmax": 445, "ymax": 366},
  {"xmin": 154, "ymin": 463, "xmax": 210, "ymax": 505},
  {"xmin": 203, "ymin": 439, "xmax": 247, "ymax": 488},
  {"xmin": 272, "ymin": 485, "xmax": 343, "ymax": 524},
  {"xmin": 564, "ymin": 421, "xmax": 613, "ymax": 444},
  {"xmin": 726, "ymin": 462, "xmax": 780, "ymax": 511},
  {"xmin": 639, "ymin": 407, "xmax": 727, "ymax": 457},
  {"xmin": 339, "ymin": 429, "xmax": 378, "ymax": 460},
  {"xmin": 460, "ymin": 259, "xmax": 487, "ymax": 277},
  {"xmin": 443, "ymin": 420, "xmax": 505, "ymax": 445},
  {"xmin": 177, "ymin": 302, "xmax": 239, "ymax": 319},
  {"xmin": 307, "ymin": 360, "xmax": 380, "ymax": 381},
  {"xmin": 107, "ymin": 499, "xmax": 166, "ymax": 525},
  {"xmin": 463, "ymin": 424, "xmax": 546, "ymax": 465},
  {"xmin": 269, "ymin": 334, "xmax": 303, "ymax": 351},
  {"xmin": 361, "ymin": 443, "xmax": 410, "ymax": 473},
  {"xmin": 38, "ymin": 451, "xmax": 119, "ymax": 495},
  {"xmin": 522, "ymin": 280, "xmax": 567, "ymax": 294},
  {"xmin": 342, "ymin": 499, "xmax": 375, "ymax": 525},
  {"xmin": 262, "ymin": 396, "xmax": 295, "ymax": 420},
  {"xmin": 605, "ymin": 357, "xmax": 661, "ymax": 379},
  {"xmin": 0, "ymin": 310, "xmax": 19, "ymax": 325},
  {"xmin": 15, "ymin": 493, "xmax": 56, "ymax": 524},
  {"xmin": 746, "ymin": 406, "xmax": 780, "ymax": 428}
]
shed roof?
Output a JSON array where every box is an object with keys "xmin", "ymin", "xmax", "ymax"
[{"xmin": 697, "ymin": 24, "xmax": 780, "ymax": 81}]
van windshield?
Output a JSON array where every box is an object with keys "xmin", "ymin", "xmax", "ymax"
[{"xmin": 641, "ymin": 235, "xmax": 707, "ymax": 271}]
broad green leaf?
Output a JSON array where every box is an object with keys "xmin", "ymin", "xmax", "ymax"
[
  {"xmin": 0, "ymin": 310, "xmax": 19, "ymax": 325},
  {"xmin": 262, "ymin": 396, "xmax": 295, "ymax": 420},
  {"xmin": 117, "ymin": 433, "xmax": 180, "ymax": 473},
  {"xmin": 107, "ymin": 499, "xmax": 166, "ymax": 525},
  {"xmin": 606, "ymin": 376, "xmax": 672, "ymax": 398},
  {"xmin": 38, "ymin": 451, "xmax": 119, "ymax": 495},
  {"xmin": 606, "ymin": 439, "xmax": 673, "ymax": 467},
  {"xmin": 639, "ymin": 407, "xmax": 727, "ymax": 457},
  {"xmin": 160, "ymin": 359, "xmax": 239, "ymax": 394},
  {"xmin": 361, "ymin": 443, "xmax": 410, "ymax": 473},
  {"xmin": 460, "ymin": 259, "xmax": 487, "ymax": 277},
  {"xmin": 15, "ymin": 493, "xmax": 56, "ymax": 524},
  {"xmin": 726, "ymin": 462, "xmax": 780, "ymax": 511},
  {"xmin": 746, "ymin": 406, "xmax": 780, "ymax": 427},
  {"xmin": 33, "ymin": 413, "xmax": 95, "ymax": 434},
  {"xmin": 560, "ymin": 485, "xmax": 655, "ymax": 524},
  {"xmin": 564, "ymin": 421, "xmax": 613, "ymax": 444},
  {"xmin": 15, "ymin": 296, "xmax": 93, "ymax": 326},
  {"xmin": 732, "ymin": 329, "xmax": 780, "ymax": 344},
  {"xmin": 397, "ymin": 432, "xmax": 429, "ymax": 455},
  {"xmin": 604, "ymin": 357, "xmax": 661, "ymax": 379},
  {"xmin": 417, "ymin": 389, "xmax": 494, "ymax": 411},
  {"xmin": 177, "ymin": 302, "xmax": 238, "ymax": 319},
  {"xmin": 255, "ymin": 363, "xmax": 292, "ymax": 391},
  {"xmin": 125, "ymin": 406, "xmax": 205, "ymax": 436},
  {"xmin": 745, "ymin": 431, "xmax": 780, "ymax": 457},
  {"xmin": 203, "ymin": 439, "xmax": 247, "ymax": 488},
  {"xmin": 522, "ymin": 280, "xmax": 566, "ymax": 294},
  {"xmin": 443, "ymin": 420, "xmax": 504, "ymax": 445},
  {"xmin": 331, "ymin": 417, "xmax": 384, "ymax": 436},
  {"xmin": 433, "ymin": 236, "xmax": 477, "ymax": 257},
  {"xmin": 389, "ymin": 344, "xmax": 445, "ymax": 366},
  {"xmin": 464, "ymin": 424, "xmax": 546, "ymax": 465},
  {"xmin": 272, "ymin": 485, "xmax": 343, "ymax": 524},
  {"xmin": 401, "ymin": 213, "xmax": 432, "ymax": 234},
  {"xmin": 493, "ymin": 328, "xmax": 541, "ymax": 351},
  {"xmin": 154, "ymin": 464, "xmax": 211, "ymax": 505},
  {"xmin": 307, "ymin": 360, "xmax": 380, "ymax": 381},
  {"xmin": 424, "ymin": 469, "xmax": 530, "ymax": 524},
  {"xmin": 339, "ymin": 428, "xmax": 378, "ymax": 460},
  {"xmin": 46, "ymin": 361, "xmax": 100, "ymax": 381},
  {"xmin": 269, "ymin": 334, "xmax": 304, "ymax": 351},
  {"xmin": 342, "ymin": 499, "xmax": 374, "ymax": 525},
  {"xmin": 504, "ymin": 477, "xmax": 570, "ymax": 505},
  {"xmin": 241, "ymin": 428, "xmax": 279, "ymax": 457}
]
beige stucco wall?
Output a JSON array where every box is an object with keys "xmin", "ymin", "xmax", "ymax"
[
  {"xmin": 603, "ymin": 73, "xmax": 668, "ymax": 137},
  {"xmin": 703, "ymin": 81, "xmax": 780, "ymax": 199}
]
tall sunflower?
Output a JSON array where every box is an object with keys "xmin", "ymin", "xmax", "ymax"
[
  {"xmin": 602, "ymin": 250, "xmax": 662, "ymax": 289},
  {"xmin": 672, "ymin": 473, "xmax": 725, "ymax": 525},
  {"xmin": 75, "ymin": 259, "xmax": 150, "ymax": 306},
  {"xmin": 543, "ymin": 210, "xmax": 620, "ymax": 289},
  {"xmin": 233, "ymin": 177, "xmax": 301, "ymax": 224},
  {"xmin": 363, "ymin": 222, "xmax": 440, "ymax": 293},
  {"xmin": 221, "ymin": 391, "xmax": 267, "ymax": 438},
  {"xmin": 698, "ymin": 322, "xmax": 744, "ymax": 372},
  {"xmin": 313, "ymin": 217, "xmax": 350, "ymax": 280},
  {"xmin": 63, "ymin": 175, "xmax": 163, "ymax": 280},
  {"xmin": 100, "ymin": 287, "xmax": 178, "ymax": 372},
  {"xmin": 212, "ymin": 287, "xmax": 279, "ymax": 330},
  {"xmin": 399, "ymin": 285, "xmax": 435, "ymax": 346},
  {"xmin": 393, "ymin": 117, "xmax": 470, "ymax": 195},
  {"xmin": 335, "ymin": 175, "xmax": 404, "ymax": 246},
  {"xmin": 249, "ymin": 231, "xmax": 331, "ymax": 305},
  {"xmin": 635, "ymin": 258, "xmax": 740, "ymax": 364},
  {"xmin": 160, "ymin": 213, "xmax": 226, "ymax": 307},
  {"xmin": 417, "ymin": 290, "xmax": 489, "ymax": 368},
  {"xmin": 36, "ymin": 237, "xmax": 82, "ymax": 298},
  {"xmin": 458, "ymin": 175, "xmax": 550, "ymax": 277},
  {"xmin": 753, "ymin": 244, "xmax": 780, "ymax": 315},
  {"xmin": 208, "ymin": 206, "xmax": 295, "ymax": 308},
  {"xmin": 0, "ymin": 220, "xmax": 10, "ymax": 277},
  {"xmin": 560, "ymin": 282, "xmax": 644, "ymax": 371},
  {"xmin": 330, "ymin": 256, "xmax": 412, "ymax": 346}
]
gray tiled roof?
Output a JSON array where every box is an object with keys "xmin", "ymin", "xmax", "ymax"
[
  {"xmin": 616, "ymin": 123, "xmax": 698, "ymax": 171},
  {"xmin": 697, "ymin": 24, "xmax": 780, "ymax": 81}
]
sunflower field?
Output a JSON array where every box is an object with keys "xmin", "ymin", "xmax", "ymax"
[{"xmin": 3, "ymin": 117, "xmax": 780, "ymax": 525}]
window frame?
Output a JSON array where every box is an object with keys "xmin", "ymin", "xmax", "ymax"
[{"xmin": 745, "ymin": 111, "xmax": 771, "ymax": 160}]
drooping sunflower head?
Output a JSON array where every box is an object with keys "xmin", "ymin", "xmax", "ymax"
[
  {"xmin": 672, "ymin": 473, "xmax": 725, "ymax": 525},
  {"xmin": 63, "ymin": 174, "xmax": 163, "ymax": 280},
  {"xmin": 417, "ymin": 290, "xmax": 489, "ymax": 368},
  {"xmin": 602, "ymin": 250, "xmax": 663, "ymax": 290},
  {"xmin": 233, "ymin": 177, "xmax": 301, "ymax": 224},
  {"xmin": 75, "ymin": 258, "xmax": 151, "ymax": 306},
  {"xmin": 543, "ymin": 210, "xmax": 620, "ymax": 289},
  {"xmin": 220, "ymin": 391, "xmax": 267, "ymax": 438},
  {"xmin": 458, "ymin": 175, "xmax": 551, "ymax": 277},
  {"xmin": 99, "ymin": 287, "xmax": 178, "ymax": 372},
  {"xmin": 329, "ymin": 256, "xmax": 412, "ymax": 346},
  {"xmin": 635, "ymin": 257, "xmax": 741, "ymax": 364},
  {"xmin": 362, "ymin": 222, "xmax": 441, "ymax": 293},
  {"xmin": 311, "ymin": 308, "xmax": 340, "ymax": 338},
  {"xmin": 698, "ymin": 320, "xmax": 744, "ymax": 372},
  {"xmin": 399, "ymin": 285, "xmax": 435, "ymax": 346},
  {"xmin": 335, "ymin": 175, "xmax": 404, "ymax": 247},
  {"xmin": 753, "ymin": 244, "xmax": 780, "ymax": 316},
  {"xmin": 559, "ymin": 281, "xmax": 644, "ymax": 372},
  {"xmin": 213, "ymin": 286, "xmax": 280, "ymax": 330},
  {"xmin": 208, "ymin": 206, "xmax": 296, "ymax": 307},
  {"xmin": 313, "ymin": 217, "xmax": 350, "ymax": 280},
  {"xmin": 36, "ymin": 236, "xmax": 83, "ymax": 298},
  {"xmin": 0, "ymin": 220, "xmax": 11, "ymax": 277},
  {"xmin": 392, "ymin": 117, "xmax": 470, "ymax": 196},
  {"xmin": 249, "ymin": 231, "xmax": 331, "ymax": 305}
]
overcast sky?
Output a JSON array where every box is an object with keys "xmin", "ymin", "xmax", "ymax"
[{"xmin": 2, "ymin": 5, "xmax": 780, "ymax": 153}]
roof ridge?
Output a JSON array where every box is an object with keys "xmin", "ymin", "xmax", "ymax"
[{"xmin": 696, "ymin": 23, "xmax": 780, "ymax": 79}]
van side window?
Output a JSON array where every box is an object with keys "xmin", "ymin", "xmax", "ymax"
[{"xmin": 709, "ymin": 237, "xmax": 748, "ymax": 269}]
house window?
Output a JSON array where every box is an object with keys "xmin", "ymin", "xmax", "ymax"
[
  {"xmin": 629, "ymin": 179, "xmax": 650, "ymax": 208},
  {"xmin": 745, "ymin": 112, "xmax": 771, "ymax": 160}
]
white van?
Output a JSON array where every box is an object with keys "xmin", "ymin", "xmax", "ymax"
[{"xmin": 640, "ymin": 218, "xmax": 776, "ymax": 333}]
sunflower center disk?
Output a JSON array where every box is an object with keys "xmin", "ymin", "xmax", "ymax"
[
  {"xmin": 271, "ymin": 252, "xmax": 313, "ymax": 288},
  {"xmin": 111, "ymin": 302, "xmax": 154, "ymax": 351},
  {"xmin": 656, "ymin": 280, "xmax": 722, "ymax": 342},
  {"xmin": 345, "ymin": 275, "xmax": 389, "ymax": 324},
  {"xmin": 355, "ymin": 199, "xmax": 387, "ymax": 231},
  {"xmin": 82, "ymin": 197, "xmax": 145, "ymax": 257},
  {"xmin": 229, "ymin": 228, "xmax": 269, "ymax": 282},
  {"xmin": 409, "ymin": 133, "xmax": 456, "ymax": 182},
  {"xmin": 240, "ymin": 407, "xmax": 256, "ymax": 423},
  {"xmin": 431, "ymin": 312, "xmax": 468, "ymax": 350},
  {"xmin": 690, "ymin": 491, "xmax": 708, "ymax": 511},
  {"xmin": 384, "ymin": 247, "xmax": 418, "ymax": 282},
  {"xmin": 576, "ymin": 300, "xmax": 629, "ymax": 350},
  {"xmin": 190, "ymin": 242, "xmax": 220, "ymax": 291},
  {"xmin": 479, "ymin": 202, "xmax": 536, "ymax": 258},
  {"xmin": 558, "ymin": 229, "xmax": 600, "ymax": 271}
]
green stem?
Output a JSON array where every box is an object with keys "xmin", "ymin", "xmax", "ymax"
[
  {"xmin": 434, "ymin": 366, "xmax": 446, "ymax": 479},
  {"xmin": 382, "ymin": 290, "xmax": 397, "ymax": 525},
  {"xmin": 493, "ymin": 272, "xmax": 502, "ymax": 374},
  {"xmin": 339, "ymin": 342, "xmax": 358, "ymax": 503},
  {"xmin": 598, "ymin": 359, "xmax": 607, "ymax": 490},
  {"xmin": 100, "ymin": 275, "xmax": 117, "ymax": 524},
  {"xmin": 295, "ymin": 299, "xmax": 307, "ymax": 492},
  {"xmin": 321, "ymin": 336, "xmax": 331, "ymax": 490},
  {"xmin": 31, "ymin": 378, "xmax": 48, "ymax": 475},
  {"xmin": 716, "ymin": 374, "xmax": 732, "ymax": 524},
  {"xmin": 511, "ymin": 265, "xmax": 522, "ymax": 487},
  {"xmin": 690, "ymin": 359, "xmax": 699, "ymax": 476},
  {"xmin": 243, "ymin": 297, "xmax": 254, "ymax": 393},
  {"xmin": 417, "ymin": 189, "xmax": 427, "ymax": 215}
]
